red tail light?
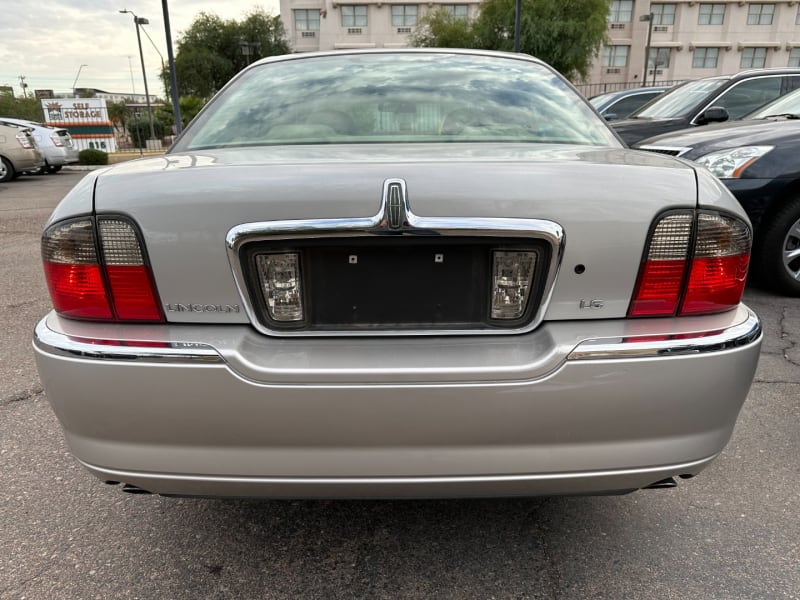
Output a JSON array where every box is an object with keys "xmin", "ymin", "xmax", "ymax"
[
  {"xmin": 50, "ymin": 133, "xmax": 64, "ymax": 147},
  {"xmin": 629, "ymin": 211, "xmax": 751, "ymax": 318},
  {"xmin": 42, "ymin": 217, "xmax": 164, "ymax": 322}
]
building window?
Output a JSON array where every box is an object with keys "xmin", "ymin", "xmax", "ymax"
[
  {"xmin": 648, "ymin": 47, "xmax": 672, "ymax": 69},
  {"xmin": 442, "ymin": 4, "xmax": 469, "ymax": 19},
  {"xmin": 294, "ymin": 9, "xmax": 320, "ymax": 31},
  {"xmin": 747, "ymin": 4, "xmax": 775, "ymax": 25},
  {"xmin": 391, "ymin": 5, "xmax": 418, "ymax": 27},
  {"xmin": 341, "ymin": 5, "xmax": 368, "ymax": 27},
  {"xmin": 789, "ymin": 48, "xmax": 800, "ymax": 67},
  {"xmin": 608, "ymin": 1, "xmax": 633, "ymax": 22},
  {"xmin": 651, "ymin": 4, "xmax": 676, "ymax": 26},
  {"xmin": 692, "ymin": 47, "xmax": 720, "ymax": 68},
  {"xmin": 740, "ymin": 47, "xmax": 768, "ymax": 68},
  {"xmin": 602, "ymin": 45, "xmax": 630, "ymax": 67},
  {"xmin": 698, "ymin": 3, "xmax": 725, "ymax": 25}
]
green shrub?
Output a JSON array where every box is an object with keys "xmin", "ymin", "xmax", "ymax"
[{"xmin": 79, "ymin": 149, "xmax": 109, "ymax": 165}]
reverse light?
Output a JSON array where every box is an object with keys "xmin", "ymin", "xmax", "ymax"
[
  {"xmin": 695, "ymin": 146, "xmax": 773, "ymax": 179},
  {"xmin": 629, "ymin": 210, "xmax": 751, "ymax": 318},
  {"xmin": 42, "ymin": 217, "xmax": 164, "ymax": 322},
  {"xmin": 256, "ymin": 253, "xmax": 304, "ymax": 322},
  {"xmin": 491, "ymin": 250, "xmax": 537, "ymax": 319}
]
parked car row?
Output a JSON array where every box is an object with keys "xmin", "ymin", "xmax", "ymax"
[
  {"xmin": 623, "ymin": 74, "xmax": 800, "ymax": 297},
  {"xmin": 0, "ymin": 121, "xmax": 43, "ymax": 182}
]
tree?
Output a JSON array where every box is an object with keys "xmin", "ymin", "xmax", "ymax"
[
  {"xmin": 173, "ymin": 9, "xmax": 289, "ymax": 99},
  {"xmin": 0, "ymin": 95, "xmax": 44, "ymax": 121},
  {"xmin": 411, "ymin": 0, "xmax": 611, "ymax": 82}
]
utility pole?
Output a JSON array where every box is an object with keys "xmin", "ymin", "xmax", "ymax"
[{"xmin": 18, "ymin": 75, "xmax": 28, "ymax": 98}]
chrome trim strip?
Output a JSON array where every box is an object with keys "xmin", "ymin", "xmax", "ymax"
[
  {"xmin": 226, "ymin": 178, "xmax": 565, "ymax": 337},
  {"xmin": 567, "ymin": 308, "xmax": 761, "ymax": 361},
  {"xmin": 81, "ymin": 454, "xmax": 717, "ymax": 486},
  {"xmin": 33, "ymin": 318, "xmax": 223, "ymax": 364},
  {"xmin": 638, "ymin": 145, "xmax": 693, "ymax": 157}
]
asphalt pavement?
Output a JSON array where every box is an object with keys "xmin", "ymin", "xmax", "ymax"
[{"xmin": 1, "ymin": 171, "xmax": 798, "ymax": 599}]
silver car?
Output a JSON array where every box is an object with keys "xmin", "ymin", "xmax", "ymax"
[
  {"xmin": 33, "ymin": 50, "xmax": 762, "ymax": 499},
  {"xmin": 0, "ymin": 117, "xmax": 79, "ymax": 173},
  {"xmin": 0, "ymin": 121, "xmax": 44, "ymax": 181}
]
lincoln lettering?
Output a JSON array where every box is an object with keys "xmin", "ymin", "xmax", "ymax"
[{"xmin": 165, "ymin": 303, "xmax": 240, "ymax": 313}]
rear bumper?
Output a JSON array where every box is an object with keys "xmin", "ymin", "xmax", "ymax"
[{"xmin": 33, "ymin": 306, "xmax": 762, "ymax": 498}]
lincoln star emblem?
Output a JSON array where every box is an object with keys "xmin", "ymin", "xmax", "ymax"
[{"xmin": 384, "ymin": 180, "xmax": 407, "ymax": 231}]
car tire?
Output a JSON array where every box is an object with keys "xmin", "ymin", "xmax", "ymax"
[
  {"xmin": 0, "ymin": 157, "xmax": 15, "ymax": 183},
  {"xmin": 754, "ymin": 195, "xmax": 800, "ymax": 296},
  {"xmin": 47, "ymin": 165, "xmax": 62, "ymax": 173}
]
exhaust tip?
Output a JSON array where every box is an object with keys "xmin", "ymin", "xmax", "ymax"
[
  {"xmin": 121, "ymin": 483, "xmax": 152, "ymax": 495},
  {"xmin": 643, "ymin": 477, "xmax": 678, "ymax": 490}
]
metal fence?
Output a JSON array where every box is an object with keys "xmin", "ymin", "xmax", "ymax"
[{"xmin": 574, "ymin": 80, "xmax": 686, "ymax": 98}]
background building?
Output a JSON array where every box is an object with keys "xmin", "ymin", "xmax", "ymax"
[
  {"xmin": 591, "ymin": 1, "xmax": 800, "ymax": 91},
  {"xmin": 280, "ymin": 0, "xmax": 800, "ymax": 91},
  {"xmin": 279, "ymin": 0, "xmax": 481, "ymax": 52}
]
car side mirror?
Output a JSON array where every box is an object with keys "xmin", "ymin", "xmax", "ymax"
[{"xmin": 698, "ymin": 106, "xmax": 729, "ymax": 125}]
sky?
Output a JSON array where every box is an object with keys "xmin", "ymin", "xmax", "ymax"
[{"xmin": 0, "ymin": 0, "xmax": 281, "ymax": 97}]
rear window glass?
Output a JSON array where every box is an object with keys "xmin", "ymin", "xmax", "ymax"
[
  {"xmin": 176, "ymin": 53, "xmax": 618, "ymax": 150},
  {"xmin": 634, "ymin": 78, "xmax": 728, "ymax": 119}
]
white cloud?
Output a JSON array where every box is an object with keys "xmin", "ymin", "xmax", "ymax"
[{"xmin": 0, "ymin": 1, "xmax": 280, "ymax": 97}]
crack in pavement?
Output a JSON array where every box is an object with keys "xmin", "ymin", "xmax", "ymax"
[{"xmin": 0, "ymin": 387, "xmax": 44, "ymax": 407}]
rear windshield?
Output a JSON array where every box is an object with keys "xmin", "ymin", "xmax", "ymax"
[
  {"xmin": 633, "ymin": 78, "xmax": 728, "ymax": 119},
  {"xmin": 175, "ymin": 53, "xmax": 618, "ymax": 150}
]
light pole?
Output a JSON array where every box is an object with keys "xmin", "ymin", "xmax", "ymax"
[
  {"xmin": 72, "ymin": 64, "xmax": 87, "ymax": 96},
  {"xmin": 514, "ymin": 0, "xmax": 522, "ymax": 53},
  {"xmin": 239, "ymin": 40, "xmax": 261, "ymax": 66},
  {"xmin": 161, "ymin": 0, "xmax": 183, "ymax": 134},
  {"xmin": 640, "ymin": 13, "xmax": 654, "ymax": 84},
  {"xmin": 120, "ymin": 9, "xmax": 156, "ymax": 143}
]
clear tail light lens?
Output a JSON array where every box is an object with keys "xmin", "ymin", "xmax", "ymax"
[
  {"xmin": 42, "ymin": 217, "xmax": 164, "ymax": 322},
  {"xmin": 491, "ymin": 250, "xmax": 537, "ymax": 319},
  {"xmin": 50, "ymin": 133, "xmax": 64, "ymax": 147},
  {"xmin": 256, "ymin": 253, "xmax": 304, "ymax": 322},
  {"xmin": 629, "ymin": 210, "xmax": 751, "ymax": 318}
]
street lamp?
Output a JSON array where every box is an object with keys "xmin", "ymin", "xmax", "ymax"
[
  {"xmin": 640, "ymin": 13, "xmax": 654, "ymax": 85},
  {"xmin": 239, "ymin": 40, "xmax": 261, "ymax": 66},
  {"xmin": 120, "ymin": 9, "xmax": 157, "ymax": 144},
  {"xmin": 160, "ymin": 0, "xmax": 183, "ymax": 134},
  {"xmin": 72, "ymin": 64, "xmax": 87, "ymax": 96}
]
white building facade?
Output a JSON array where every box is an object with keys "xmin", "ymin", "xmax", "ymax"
[
  {"xmin": 279, "ymin": 0, "xmax": 481, "ymax": 52},
  {"xmin": 280, "ymin": 0, "xmax": 800, "ymax": 89},
  {"xmin": 591, "ymin": 0, "xmax": 800, "ymax": 90}
]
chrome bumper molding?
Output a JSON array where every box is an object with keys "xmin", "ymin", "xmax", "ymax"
[
  {"xmin": 567, "ymin": 308, "xmax": 761, "ymax": 361},
  {"xmin": 34, "ymin": 307, "xmax": 760, "ymax": 365},
  {"xmin": 33, "ymin": 318, "xmax": 223, "ymax": 364},
  {"xmin": 80, "ymin": 454, "xmax": 717, "ymax": 488}
]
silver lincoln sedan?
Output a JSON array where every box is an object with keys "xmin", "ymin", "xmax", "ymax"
[{"xmin": 33, "ymin": 50, "xmax": 761, "ymax": 499}]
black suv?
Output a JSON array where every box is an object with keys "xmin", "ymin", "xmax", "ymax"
[{"xmin": 612, "ymin": 68, "xmax": 800, "ymax": 146}]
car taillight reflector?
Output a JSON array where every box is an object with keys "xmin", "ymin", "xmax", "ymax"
[
  {"xmin": 42, "ymin": 217, "xmax": 164, "ymax": 322},
  {"xmin": 16, "ymin": 133, "xmax": 33, "ymax": 149},
  {"xmin": 43, "ymin": 262, "xmax": 113, "ymax": 319},
  {"xmin": 629, "ymin": 211, "xmax": 751, "ymax": 318},
  {"xmin": 681, "ymin": 213, "xmax": 751, "ymax": 315}
]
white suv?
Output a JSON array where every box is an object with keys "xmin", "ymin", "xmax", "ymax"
[{"xmin": 0, "ymin": 117, "xmax": 79, "ymax": 173}]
